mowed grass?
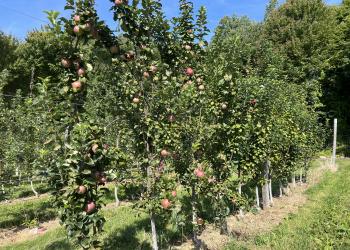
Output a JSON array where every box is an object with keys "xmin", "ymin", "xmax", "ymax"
[
  {"xmin": 226, "ymin": 159, "xmax": 350, "ymax": 250},
  {"xmin": 0, "ymin": 197, "xmax": 56, "ymax": 229},
  {"xmin": 1, "ymin": 206, "xmax": 154, "ymax": 250}
]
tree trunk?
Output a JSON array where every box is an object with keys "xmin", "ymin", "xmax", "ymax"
[
  {"xmin": 191, "ymin": 185, "xmax": 201, "ymax": 248},
  {"xmin": 1, "ymin": 184, "xmax": 4, "ymax": 194},
  {"xmin": 299, "ymin": 169, "xmax": 303, "ymax": 184},
  {"xmin": 114, "ymin": 184, "xmax": 120, "ymax": 207},
  {"xmin": 150, "ymin": 213, "xmax": 158, "ymax": 250},
  {"xmin": 262, "ymin": 160, "xmax": 271, "ymax": 209},
  {"xmin": 30, "ymin": 179, "xmax": 38, "ymax": 197}
]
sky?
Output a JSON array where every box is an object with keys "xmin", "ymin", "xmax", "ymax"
[{"xmin": 0, "ymin": 0, "xmax": 343, "ymax": 40}]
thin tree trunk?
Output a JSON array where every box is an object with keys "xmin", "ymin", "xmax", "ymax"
[
  {"xmin": 1, "ymin": 184, "xmax": 4, "ymax": 194},
  {"xmin": 30, "ymin": 179, "xmax": 38, "ymax": 197},
  {"xmin": 114, "ymin": 184, "xmax": 120, "ymax": 207},
  {"xmin": 255, "ymin": 185, "xmax": 260, "ymax": 208},
  {"xmin": 299, "ymin": 169, "xmax": 303, "ymax": 184},
  {"xmin": 191, "ymin": 185, "xmax": 201, "ymax": 248},
  {"xmin": 150, "ymin": 213, "xmax": 158, "ymax": 250},
  {"xmin": 262, "ymin": 160, "xmax": 271, "ymax": 209}
]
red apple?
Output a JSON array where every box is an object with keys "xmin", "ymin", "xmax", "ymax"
[
  {"xmin": 132, "ymin": 97, "xmax": 140, "ymax": 104},
  {"xmin": 73, "ymin": 25, "xmax": 80, "ymax": 35},
  {"xmin": 185, "ymin": 67, "xmax": 194, "ymax": 76},
  {"xmin": 143, "ymin": 71, "xmax": 150, "ymax": 78},
  {"xmin": 161, "ymin": 149, "xmax": 170, "ymax": 157},
  {"xmin": 73, "ymin": 15, "xmax": 80, "ymax": 23},
  {"xmin": 77, "ymin": 185, "xmax": 87, "ymax": 194},
  {"xmin": 85, "ymin": 201, "xmax": 96, "ymax": 214},
  {"xmin": 91, "ymin": 143, "xmax": 99, "ymax": 153},
  {"xmin": 125, "ymin": 51, "xmax": 135, "ymax": 61},
  {"xmin": 103, "ymin": 144, "xmax": 109, "ymax": 150},
  {"xmin": 150, "ymin": 65, "xmax": 157, "ymax": 73},
  {"xmin": 161, "ymin": 199, "xmax": 171, "ymax": 209},
  {"xmin": 194, "ymin": 168, "xmax": 205, "ymax": 178},
  {"xmin": 250, "ymin": 99, "xmax": 257, "ymax": 106},
  {"xmin": 61, "ymin": 58, "xmax": 71, "ymax": 68},
  {"xmin": 72, "ymin": 81, "xmax": 82, "ymax": 91},
  {"xmin": 110, "ymin": 45, "xmax": 119, "ymax": 54},
  {"xmin": 115, "ymin": 0, "xmax": 125, "ymax": 5},
  {"xmin": 171, "ymin": 191, "xmax": 177, "ymax": 197},
  {"xmin": 77, "ymin": 68, "xmax": 86, "ymax": 77}
]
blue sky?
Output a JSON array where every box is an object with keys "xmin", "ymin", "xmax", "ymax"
[{"xmin": 0, "ymin": 0, "xmax": 342, "ymax": 40}]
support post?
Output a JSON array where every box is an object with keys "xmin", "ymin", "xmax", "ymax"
[
  {"xmin": 238, "ymin": 183, "xmax": 243, "ymax": 216},
  {"xmin": 269, "ymin": 179, "xmax": 273, "ymax": 205},
  {"xmin": 331, "ymin": 118, "xmax": 337, "ymax": 167},
  {"xmin": 255, "ymin": 185, "xmax": 260, "ymax": 208},
  {"xmin": 279, "ymin": 181, "xmax": 283, "ymax": 197}
]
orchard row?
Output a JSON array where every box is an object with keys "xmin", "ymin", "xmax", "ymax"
[{"xmin": 0, "ymin": 0, "xmax": 323, "ymax": 249}]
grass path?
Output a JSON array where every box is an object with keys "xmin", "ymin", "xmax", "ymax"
[{"xmin": 226, "ymin": 159, "xmax": 350, "ymax": 250}]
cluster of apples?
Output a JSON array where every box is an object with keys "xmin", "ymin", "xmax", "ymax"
[{"xmin": 61, "ymin": 57, "xmax": 86, "ymax": 92}]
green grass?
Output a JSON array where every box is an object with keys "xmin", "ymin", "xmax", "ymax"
[
  {"xmin": 0, "ymin": 197, "xmax": 56, "ymax": 229},
  {"xmin": 226, "ymin": 159, "xmax": 350, "ymax": 250},
  {"xmin": 0, "ymin": 182, "xmax": 51, "ymax": 202},
  {"xmin": 1, "ymin": 206, "xmax": 153, "ymax": 250}
]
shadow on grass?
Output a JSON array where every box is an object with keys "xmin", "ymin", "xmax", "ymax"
[
  {"xmin": 44, "ymin": 239, "xmax": 73, "ymax": 250},
  {"xmin": 103, "ymin": 217, "xmax": 152, "ymax": 250},
  {"xmin": 0, "ymin": 199, "xmax": 57, "ymax": 229}
]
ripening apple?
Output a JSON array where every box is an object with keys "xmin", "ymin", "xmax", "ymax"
[
  {"xmin": 91, "ymin": 143, "xmax": 99, "ymax": 153},
  {"xmin": 185, "ymin": 67, "xmax": 194, "ymax": 76},
  {"xmin": 77, "ymin": 185, "xmax": 87, "ymax": 194},
  {"xmin": 221, "ymin": 103, "xmax": 228, "ymax": 110},
  {"xmin": 194, "ymin": 168, "xmax": 205, "ymax": 178},
  {"xmin": 85, "ymin": 201, "xmax": 96, "ymax": 214},
  {"xmin": 161, "ymin": 149, "xmax": 170, "ymax": 157},
  {"xmin": 77, "ymin": 68, "xmax": 86, "ymax": 77},
  {"xmin": 73, "ymin": 15, "xmax": 80, "ymax": 23},
  {"xmin": 143, "ymin": 71, "xmax": 150, "ymax": 78},
  {"xmin": 185, "ymin": 45, "xmax": 191, "ymax": 51},
  {"xmin": 115, "ymin": 0, "xmax": 125, "ymax": 5},
  {"xmin": 198, "ymin": 85, "xmax": 205, "ymax": 91},
  {"xmin": 150, "ymin": 65, "xmax": 157, "ymax": 73},
  {"xmin": 103, "ymin": 144, "xmax": 109, "ymax": 150},
  {"xmin": 72, "ymin": 81, "xmax": 82, "ymax": 91},
  {"xmin": 132, "ymin": 97, "xmax": 140, "ymax": 104},
  {"xmin": 99, "ymin": 176, "xmax": 107, "ymax": 185},
  {"xmin": 125, "ymin": 51, "xmax": 135, "ymax": 61},
  {"xmin": 110, "ymin": 45, "xmax": 119, "ymax": 54},
  {"xmin": 250, "ymin": 99, "xmax": 257, "ymax": 105},
  {"xmin": 171, "ymin": 191, "xmax": 177, "ymax": 197},
  {"xmin": 61, "ymin": 58, "xmax": 71, "ymax": 68},
  {"xmin": 73, "ymin": 25, "xmax": 80, "ymax": 35},
  {"xmin": 161, "ymin": 199, "xmax": 171, "ymax": 209}
]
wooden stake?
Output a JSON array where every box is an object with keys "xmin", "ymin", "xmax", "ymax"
[
  {"xmin": 256, "ymin": 185, "xmax": 260, "ymax": 208},
  {"xmin": 262, "ymin": 160, "xmax": 271, "ymax": 209},
  {"xmin": 331, "ymin": 118, "xmax": 337, "ymax": 167}
]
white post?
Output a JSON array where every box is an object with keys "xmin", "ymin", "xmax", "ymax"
[
  {"xmin": 255, "ymin": 186, "xmax": 260, "ymax": 208},
  {"xmin": 114, "ymin": 184, "xmax": 120, "ymax": 207},
  {"xmin": 238, "ymin": 183, "xmax": 244, "ymax": 216},
  {"xmin": 332, "ymin": 118, "xmax": 337, "ymax": 167},
  {"xmin": 269, "ymin": 179, "xmax": 273, "ymax": 205},
  {"xmin": 299, "ymin": 169, "xmax": 303, "ymax": 184},
  {"xmin": 279, "ymin": 181, "xmax": 283, "ymax": 197}
]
